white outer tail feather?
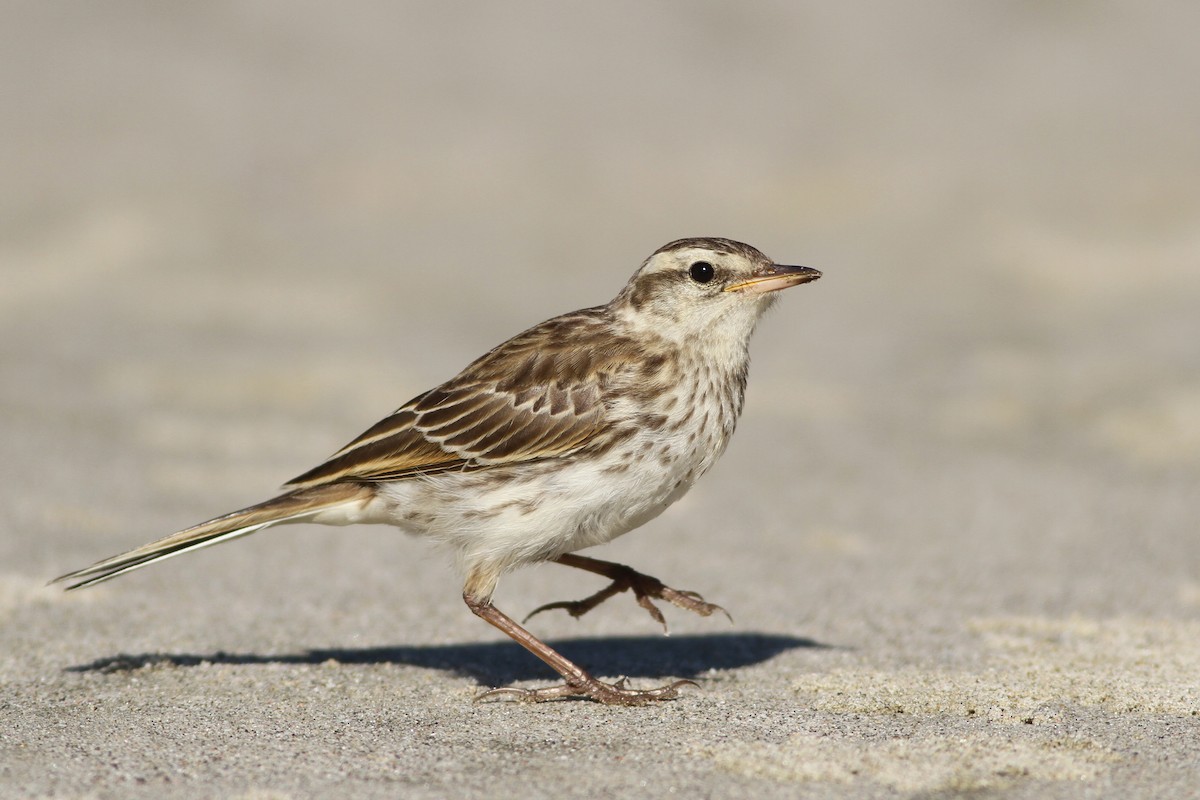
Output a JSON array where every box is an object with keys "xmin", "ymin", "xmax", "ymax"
[{"xmin": 54, "ymin": 484, "xmax": 373, "ymax": 590}]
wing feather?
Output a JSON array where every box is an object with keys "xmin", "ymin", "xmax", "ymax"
[
  {"xmin": 438, "ymin": 401, "xmax": 516, "ymax": 449},
  {"xmin": 283, "ymin": 309, "xmax": 641, "ymax": 489},
  {"xmin": 415, "ymin": 388, "xmax": 493, "ymax": 430}
]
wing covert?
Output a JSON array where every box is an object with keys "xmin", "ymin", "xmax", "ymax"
[{"xmin": 283, "ymin": 308, "xmax": 642, "ymax": 489}]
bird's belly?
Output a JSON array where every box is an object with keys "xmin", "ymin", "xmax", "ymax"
[{"xmin": 374, "ymin": 435, "xmax": 715, "ymax": 576}]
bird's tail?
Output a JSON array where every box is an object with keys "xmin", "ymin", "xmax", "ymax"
[{"xmin": 52, "ymin": 483, "xmax": 373, "ymax": 590}]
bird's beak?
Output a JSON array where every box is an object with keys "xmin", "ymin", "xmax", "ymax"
[{"xmin": 724, "ymin": 264, "xmax": 822, "ymax": 295}]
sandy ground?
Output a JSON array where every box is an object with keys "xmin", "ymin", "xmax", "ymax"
[{"xmin": 2, "ymin": 3, "xmax": 1198, "ymax": 798}]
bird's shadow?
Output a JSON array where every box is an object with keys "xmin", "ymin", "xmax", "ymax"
[{"xmin": 67, "ymin": 632, "xmax": 826, "ymax": 686}]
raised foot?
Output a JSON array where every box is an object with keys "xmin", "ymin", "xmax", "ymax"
[
  {"xmin": 524, "ymin": 564, "xmax": 732, "ymax": 633},
  {"xmin": 475, "ymin": 676, "xmax": 699, "ymax": 705}
]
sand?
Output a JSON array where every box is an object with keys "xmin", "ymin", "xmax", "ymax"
[{"xmin": 2, "ymin": 3, "xmax": 1198, "ymax": 798}]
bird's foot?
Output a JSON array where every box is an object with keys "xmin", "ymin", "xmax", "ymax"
[
  {"xmin": 524, "ymin": 562, "xmax": 731, "ymax": 633},
  {"xmin": 475, "ymin": 675, "xmax": 698, "ymax": 705}
]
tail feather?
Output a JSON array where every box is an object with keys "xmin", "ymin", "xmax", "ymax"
[{"xmin": 53, "ymin": 483, "xmax": 372, "ymax": 590}]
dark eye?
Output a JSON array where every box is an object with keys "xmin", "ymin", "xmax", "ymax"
[{"xmin": 689, "ymin": 261, "xmax": 715, "ymax": 284}]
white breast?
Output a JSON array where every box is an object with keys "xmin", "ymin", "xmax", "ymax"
[{"xmin": 372, "ymin": 350, "xmax": 746, "ymax": 583}]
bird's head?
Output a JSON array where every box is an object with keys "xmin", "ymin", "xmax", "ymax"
[{"xmin": 614, "ymin": 237, "xmax": 821, "ymax": 344}]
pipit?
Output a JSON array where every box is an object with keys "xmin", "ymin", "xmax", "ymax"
[{"xmin": 55, "ymin": 237, "xmax": 821, "ymax": 705}]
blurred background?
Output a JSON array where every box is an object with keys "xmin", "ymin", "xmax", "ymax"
[{"xmin": 2, "ymin": 2, "xmax": 1198, "ymax": 627}]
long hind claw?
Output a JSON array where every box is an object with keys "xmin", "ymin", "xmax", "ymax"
[{"xmin": 475, "ymin": 676, "xmax": 698, "ymax": 705}]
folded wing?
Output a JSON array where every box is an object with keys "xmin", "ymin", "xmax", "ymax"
[{"xmin": 285, "ymin": 311, "xmax": 631, "ymax": 489}]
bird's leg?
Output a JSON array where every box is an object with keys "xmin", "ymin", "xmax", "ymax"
[
  {"xmin": 464, "ymin": 592, "xmax": 696, "ymax": 704},
  {"xmin": 523, "ymin": 553, "xmax": 731, "ymax": 633}
]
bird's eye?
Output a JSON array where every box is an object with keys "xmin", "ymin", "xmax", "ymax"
[{"xmin": 689, "ymin": 261, "xmax": 715, "ymax": 284}]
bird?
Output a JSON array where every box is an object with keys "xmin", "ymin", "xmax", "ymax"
[{"xmin": 54, "ymin": 237, "xmax": 821, "ymax": 705}]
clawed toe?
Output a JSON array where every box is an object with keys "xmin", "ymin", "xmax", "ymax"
[
  {"xmin": 660, "ymin": 588, "xmax": 733, "ymax": 624},
  {"xmin": 475, "ymin": 677, "xmax": 698, "ymax": 705},
  {"xmin": 524, "ymin": 571, "xmax": 732, "ymax": 632},
  {"xmin": 522, "ymin": 599, "xmax": 594, "ymax": 624},
  {"xmin": 464, "ymin": 590, "xmax": 705, "ymax": 709},
  {"xmin": 524, "ymin": 554, "xmax": 734, "ymax": 632}
]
